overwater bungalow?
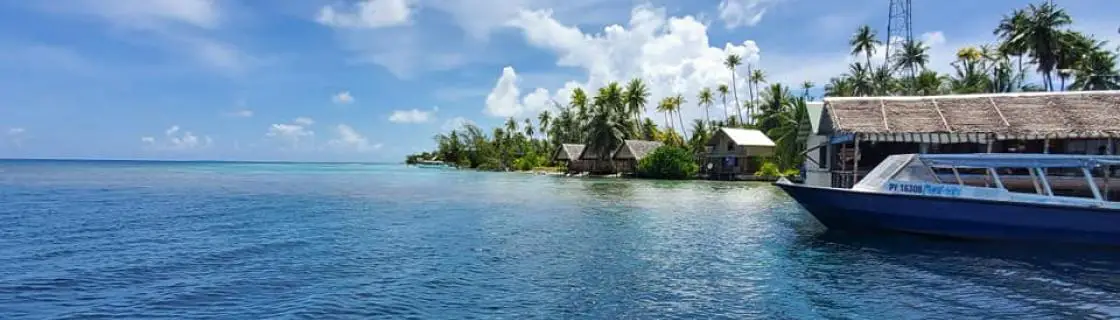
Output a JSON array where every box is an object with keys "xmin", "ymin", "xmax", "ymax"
[
  {"xmin": 552, "ymin": 143, "xmax": 587, "ymax": 173},
  {"xmin": 704, "ymin": 127, "xmax": 776, "ymax": 180},
  {"xmin": 612, "ymin": 140, "xmax": 664, "ymax": 175},
  {"xmin": 803, "ymin": 91, "xmax": 1120, "ymax": 188},
  {"xmin": 576, "ymin": 145, "xmax": 617, "ymax": 174}
]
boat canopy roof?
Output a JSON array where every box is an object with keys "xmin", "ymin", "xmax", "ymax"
[{"xmin": 915, "ymin": 153, "xmax": 1120, "ymax": 169}]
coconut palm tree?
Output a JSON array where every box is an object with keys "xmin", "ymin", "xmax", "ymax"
[
  {"xmin": 848, "ymin": 63, "xmax": 874, "ymax": 96},
  {"xmin": 716, "ymin": 84, "xmax": 730, "ymax": 125},
  {"xmin": 585, "ymin": 92, "xmax": 629, "ymax": 173},
  {"xmin": 871, "ymin": 65, "xmax": 895, "ymax": 95},
  {"xmin": 758, "ymin": 84, "xmax": 791, "ymax": 136},
  {"xmin": 640, "ymin": 118, "xmax": 660, "ymax": 141},
  {"xmin": 749, "ymin": 69, "xmax": 767, "ymax": 123},
  {"xmin": 765, "ymin": 97, "xmax": 810, "ymax": 170},
  {"xmin": 997, "ymin": 2, "xmax": 1072, "ymax": 91},
  {"xmin": 569, "ymin": 87, "xmax": 589, "ymax": 141},
  {"xmin": 523, "ymin": 118, "xmax": 534, "ymax": 139},
  {"xmin": 623, "ymin": 78, "xmax": 650, "ymax": 131},
  {"xmin": 894, "ymin": 40, "xmax": 930, "ymax": 83},
  {"xmin": 672, "ymin": 94, "xmax": 687, "ymax": 137},
  {"xmin": 850, "ymin": 25, "xmax": 881, "ymax": 71},
  {"xmin": 505, "ymin": 117, "xmax": 518, "ymax": 138},
  {"xmin": 994, "ymin": 8, "xmax": 1030, "ymax": 78},
  {"xmin": 697, "ymin": 87, "xmax": 714, "ymax": 125},
  {"xmin": 1070, "ymin": 48, "xmax": 1120, "ymax": 90},
  {"xmin": 824, "ymin": 76, "xmax": 855, "ymax": 97},
  {"xmin": 724, "ymin": 54, "xmax": 745, "ymax": 124},
  {"xmin": 801, "ymin": 81, "xmax": 815, "ymax": 100},
  {"xmin": 656, "ymin": 97, "xmax": 674, "ymax": 131},
  {"xmin": 914, "ymin": 70, "xmax": 948, "ymax": 96},
  {"xmin": 537, "ymin": 110, "xmax": 551, "ymax": 143},
  {"xmin": 688, "ymin": 119, "xmax": 712, "ymax": 154}
]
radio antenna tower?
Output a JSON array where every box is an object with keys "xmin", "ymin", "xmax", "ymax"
[{"xmin": 884, "ymin": 0, "xmax": 913, "ymax": 77}]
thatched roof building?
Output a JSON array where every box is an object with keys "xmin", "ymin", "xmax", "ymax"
[
  {"xmin": 613, "ymin": 140, "xmax": 663, "ymax": 161},
  {"xmin": 553, "ymin": 144, "xmax": 585, "ymax": 161},
  {"xmin": 822, "ymin": 91, "xmax": 1120, "ymax": 142}
]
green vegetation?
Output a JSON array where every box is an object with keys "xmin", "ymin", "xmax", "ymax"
[
  {"xmin": 407, "ymin": 2, "xmax": 1117, "ymax": 176},
  {"xmin": 754, "ymin": 161, "xmax": 801, "ymax": 179},
  {"xmin": 637, "ymin": 146, "xmax": 700, "ymax": 180}
]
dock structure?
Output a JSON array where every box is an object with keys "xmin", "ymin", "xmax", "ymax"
[{"xmin": 803, "ymin": 91, "xmax": 1120, "ymax": 188}]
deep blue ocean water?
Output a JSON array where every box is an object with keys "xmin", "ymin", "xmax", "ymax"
[{"xmin": 2, "ymin": 160, "xmax": 1120, "ymax": 319}]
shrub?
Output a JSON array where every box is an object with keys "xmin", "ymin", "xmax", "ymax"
[
  {"xmin": 637, "ymin": 146, "xmax": 699, "ymax": 180},
  {"xmin": 755, "ymin": 161, "xmax": 801, "ymax": 178}
]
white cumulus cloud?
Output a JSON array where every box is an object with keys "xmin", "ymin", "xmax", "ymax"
[
  {"xmin": 144, "ymin": 125, "xmax": 211, "ymax": 151},
  {"xmin": 332, "ymin": 91, "xmax": 355, "ymax": 104},
  {"xmin": 316, "ymin": 0, "xmax": 414, "ymax": 29},
  {"xmin": 441, "ymin": 116, "xmax": 476, "ymax": 132},
  {"xmin": 484, "ymin": 67, "xmax": 555, "ymax": 118},
  {"xmin": 389, "ymin": 107, "xmax": 436, "ymax": 123},
  {"xmin": 718, "ymin": 0, "xmax": 783, "ymax": 29},
  {"xmin": 293, "ymin": 117, "xmax": 315, "ymax": 126},
  {"xmin": 494, "ymin": 4, "xmax": 762, "ymax": 125},
  {"xmin": 328, "ymin": 124, "xmax": 382, "ymax": 152}
]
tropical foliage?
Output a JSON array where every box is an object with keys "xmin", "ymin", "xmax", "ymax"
[
  {"xmin": 637, "ymin": 146, "xmax": 700, "ymax": 180},
  {"xmin": 408, "ymin": 2, "xmax": 1117, "ymax": 178}
]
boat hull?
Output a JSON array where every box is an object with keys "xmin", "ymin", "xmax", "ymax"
[{"xmin": 775, "ymin": 183, "xmax": 1120, "ymax": 246}]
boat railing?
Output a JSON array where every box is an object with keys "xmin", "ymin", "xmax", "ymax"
[{"xmin": 913, "ymin": 154, "xmax": 1118, "ymax": 205}]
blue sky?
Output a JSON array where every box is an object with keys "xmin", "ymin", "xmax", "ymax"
[{"xmin": 0, "ymin": 0, "xmax": 1117, "ymax": 162}]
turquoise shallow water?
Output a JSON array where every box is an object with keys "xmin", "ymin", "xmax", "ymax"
[{"xmin": 2, "ymin": 159, "xmax": 1120, "ymax": 319}]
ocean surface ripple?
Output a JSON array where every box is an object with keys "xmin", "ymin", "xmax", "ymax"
[{"xmin": 2, "ymin": 160, "xmax": 1120, "ymax": 319}]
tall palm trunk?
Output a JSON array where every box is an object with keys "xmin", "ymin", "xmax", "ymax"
[
  {"xmin": 745, "ymin": 64, "xmax": 755, "ymax": 124},
  {"xmin": 677, "ymin": 110, "xmax": 686, "ymax": 138},
  {"xmin": 721, "ymin": 96, "xmax": 729, "ymax": 125},
  {"xmin": 663, "ymin": 112, "xmax": 671, "ymax": 130},
  {"xmin": 731, "ymin": 72, "xmax": 743, "ymax": 125},
  {"xmin": 704, "ymin": 104, "xmax": 710, "ymax": 126}
]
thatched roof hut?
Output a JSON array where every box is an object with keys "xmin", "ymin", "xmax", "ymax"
[
  {"xmin": 553, "ymin": 144, "xmax": 585, "ymax": 161},
  {"xmin": 822, "ymin": 91, "xmax": 1120, "ymax": 142},
  {"xmin": 613, "ymin": 140, "xmax": 663, "ymax": 161}
]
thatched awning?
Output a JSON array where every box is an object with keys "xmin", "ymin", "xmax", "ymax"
[
  {"xmin": 553, "ymin": 144, "xmax": 585, "ymax": 161},
  {"xmin": 613, "ymin": 140, "xmax": 663, "ymax": 160},
  {"xmin": 823, "ymin": 91, "xmax": 1120, "ymax": 141}
]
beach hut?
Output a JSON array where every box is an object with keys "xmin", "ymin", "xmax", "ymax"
[
  {"xmin": 612, "ymin": 140, "xmax": 664, "ymax": 174},
  {"xmin": 806, "ymin": 91, "xmax": 1120, "ymax": 188},
  {"xmin": 705, "ymin": 127, "xmax": 776, "ymax": 180},
  {"xmin": 553, "ymin": 144, "xmax": 587, "ymax": 173}
]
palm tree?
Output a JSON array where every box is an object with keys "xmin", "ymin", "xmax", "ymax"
[
  {"xmin": 913, "ymin": 70, "xmax": 948, "ymax": 96},
  {"xmin": 656, "ymin": 97, "xmax": 674, "ymax": 131},
  {"xmin": 1070, "ymin": 48, "xmax": 1120, "ymax": 90},
  {"xmin": 824, "ymin": 76, "xmax": 855, "ymax": 97},
  {"xmin": 749, "ymin": 69, "xmax": 767, "ymax": 124},
  {"xmin": 765, "ymin": 97, "xmax": 810, "ymax": 170},
  {"xmin": 623, "ymin": 78, "xmax": 650, "ymax": 131},
  {"xmin": 871, "ymin": 65, "xmax": 894, "ymax": 95},
  {"xmin": 569, "ymin": 88, "xmax": 589, "ymax": 141},
  {"xmin": 998, "ymin": 2, "xmax": 1072, "ymax": 91},
  {"xmin": 1055, "ymin": 31, "xmax": 1100, "ymax": 91},
  {"xmin": 850, "ymin": 25, "xmax": 881, "ymax": 70},
  {"xmin": 894, "ymin": 40, "xmax": 930, "ymax": 83},
  {"xmin": 716, "ymin": 84, "xmax": 730, "ymax": 125},
  {"xmin": 724, "ymin": 54, "xmax": 744, "ymax": 124},
  {"xmin": 801, "ymin": 81, "xmax": 815, "ymax": 100},
  {"xmin": 848, "ymin": 63, "xmax": 874, "ymax": 96},
  {"xmin": 688, "ymin": 119, "xmax": 712, "ymax": 154},
  {"xmin": 640, "ymin": 118, "xmax": 660, "ymax": 141},
  {"xmin": 758, "ymin": 84, "xmax": 792, "ymax": 136},
  {"xmin": 523, "ymin": 118, "xmax": 534, "ymax": 138},
  {"xmin": 697, "ymin": 87, "xmax": 715, "ymax": 125},
  {"xmin": 994, "ymin": 8, "xmax": 1030, "ymax": 78},
  {"xmin": 950, "ymin": 47, "xmax": 991, "ymax": 94},
  {"xmin": 538, "ymin": 110, "xmax": 552, "ymax": 143},
  {"xmin": 585, "ymin": 91, "xmax": 629, "ymax": 173},
  {"xmin": 505, "ymin": 117, "xmax": 518, "ymax": 138},
  {"xmin": 672, "ymin": 94, "xmax": 687, "ymax": 137}
]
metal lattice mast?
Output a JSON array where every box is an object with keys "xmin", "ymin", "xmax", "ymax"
[{"xmin": 884, "ymin": 0, "xmax": 913, "ymax": 76}]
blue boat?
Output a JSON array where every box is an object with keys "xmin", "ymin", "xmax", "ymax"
[{"xmin": 776, "ymin": 153, "xmax": 1120, "ymax": 246}]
